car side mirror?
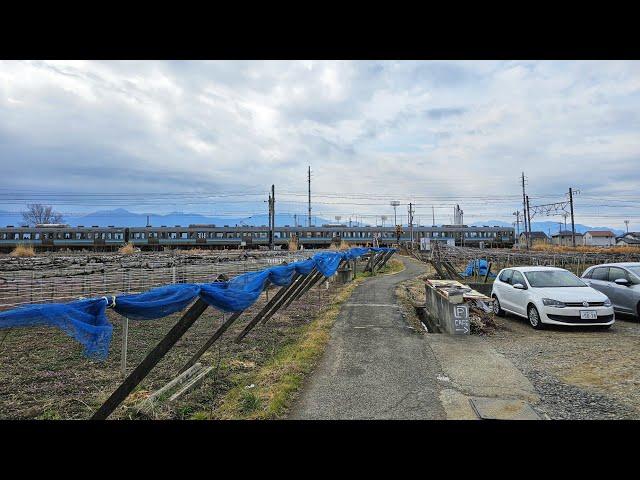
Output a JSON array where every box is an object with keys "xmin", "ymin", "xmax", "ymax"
[
  {"xmin": 615, "ymin": 278, "xmax": 630, "ymax": 286},
  {"xmin": 513, "ymin": 283, "xmax": 526, "ymax": 290}
]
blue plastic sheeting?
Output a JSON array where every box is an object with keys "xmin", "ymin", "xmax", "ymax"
[
  {"xmin": 461, "ymin": 259, "xmax": 496, "ymax": 278},
  {"xmin": 0, "ymin": 247, "xmax": 395, "ymax": 359},
  {"xmin": 0, "ymin": 298, "xmax": 112, "ymax": 359},
  {"xmin": 114, "ymin": 284, "xmax": 202, "ymax": 320}
]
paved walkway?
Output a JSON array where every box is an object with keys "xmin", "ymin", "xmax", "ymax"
[{"xmin": 289, "ymin": 256, "xmax": 445, "ymax": 419}]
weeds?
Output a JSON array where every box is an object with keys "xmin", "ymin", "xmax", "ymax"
[
  {"xmin": 10, "ymin": 244, "xmax": 35, "ymax": 257},
  {"xmin": 118, "ymin": 242, "xmax": 136, "ymax": 254}
]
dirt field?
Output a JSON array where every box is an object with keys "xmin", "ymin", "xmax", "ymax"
[
  {"xmin": 486, "ymin": 314, "xmax": 640, "ymax": 419},
  {"xmin": 0, "ymin": 277, "xmax": 343, "ymax": 420}
]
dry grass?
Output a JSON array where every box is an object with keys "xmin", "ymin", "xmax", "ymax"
[
  {"xmin": 118, "ymin": 242, "xmax": 136, "ymax": 254},
  {"xmin": 176, "ymin": 248, "xmax": 209, "ymax": 255},
  {"xmin": 10, "ymin": 244, "xmax": 36, "ymax": 257},
  {"xmin": 329, "ymin": 240, "xmax": 350, "ymax": 251},
  {"xmin": 210, "ymin": 277, "xmax": 366, "ymax": 419},
  {"xmin": 530, "ymin": 244, "xmax": 639, "ymax": 254},
  {"xmin": 288, "ymin": 237, "xmax": 299, "ymax": 251}
]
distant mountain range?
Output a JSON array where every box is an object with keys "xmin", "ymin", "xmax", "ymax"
[
  {"xmin": 469, "ymin": 220, "xmax": 624, "ymax": 236},
  {"xmin": 0, "ymin": 209, "xmax": 625, "ymax": 236},
  {"xmin": 0, "ymin": 209, "xmax": 336, "ymax": 228}
]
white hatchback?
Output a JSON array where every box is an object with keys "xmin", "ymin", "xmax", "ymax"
[{"xmin": 491, "ymin": 266, "xmax": 615, "ymax": 329}]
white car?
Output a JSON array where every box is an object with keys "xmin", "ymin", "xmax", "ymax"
[{"xmin": 491, "ymin": 266, "xmax": 615, "ymax": 329}]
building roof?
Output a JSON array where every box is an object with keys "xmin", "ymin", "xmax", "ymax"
[
  {"xmin": 520, "ymin": 231, "xmax": 549, "ymax": 239},
  {"xmin": 585, "ymin": 230, "xmax": 615, "ymax": 237},
  {"xmin": 617, "ymin": 237, "xmax": 640, "ymax": 245},
  {"xmin": 552, "ymin": 230, "xmax": 584, "ymax": 237}
]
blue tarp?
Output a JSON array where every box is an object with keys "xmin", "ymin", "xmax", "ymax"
[
  {"xmin": 460, "ymin": 259, "xmax": 496, "ymax": 278},
  {"xmin": 0, "ymin": 247, "xmax": 395, "ymax": 359}
]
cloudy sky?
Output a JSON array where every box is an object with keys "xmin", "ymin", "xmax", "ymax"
[{"xmin": 1, "ymin": 60, "xmax": 639, "ymax": 228}]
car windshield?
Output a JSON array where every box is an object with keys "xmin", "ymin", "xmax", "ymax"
[
  {"xmin": 523, "ymin": 270, "xmax": 587, "ymax": 288},
  {"xmin": 626, "ymin": 266, "xmax": 640, "ymax": 278}
]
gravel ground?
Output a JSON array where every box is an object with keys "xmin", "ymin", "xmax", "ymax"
[{"xmin": 486, "ymin": 314, "xmax": 640, "ymax": 419}]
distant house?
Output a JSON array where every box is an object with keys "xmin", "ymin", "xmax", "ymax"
[
  {"xmin": 551, "ymin": 230, "xmax": 584, "ymax": 246},
  {"xmin": 616, "ymin": 232, "xmax": 640, "ymax": 247},
  {"xmin": 583, "ymin": 230, "xmax": 616, "ymax": 247},
  {"xmin": 518, "ymin": 231, "xmax": 549, "ymax": 246}
]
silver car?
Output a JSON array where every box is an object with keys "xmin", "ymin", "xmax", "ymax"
[{"xmin": 581, "ymin": 263, "xmax": 640, "ymax": 318}]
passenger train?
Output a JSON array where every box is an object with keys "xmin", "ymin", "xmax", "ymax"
[{"xmin": 0, "ymin": 223, "xmax": 515, "ymax": 252}]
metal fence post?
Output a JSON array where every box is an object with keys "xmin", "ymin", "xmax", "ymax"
[{"xmin": 121, "ymin": 317, "xmax": 129, "ymax": 377}]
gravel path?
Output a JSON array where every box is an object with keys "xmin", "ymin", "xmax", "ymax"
[{"xmin": 486, "ymin": 314, "xmax": 640, "ymax": 419}]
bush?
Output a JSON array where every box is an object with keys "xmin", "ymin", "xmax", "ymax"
[
  {"xmin": 118, "ymin": 242, "xmax": 136, "ymax": 254},
  {"xmin": 10, "ymin": 244, "xmax": 35, "ymax": 257}
]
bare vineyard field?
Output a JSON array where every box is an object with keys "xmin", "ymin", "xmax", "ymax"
[{"xmin": 0, "ymin": 250, "xmax": 315, "ymax": 310}]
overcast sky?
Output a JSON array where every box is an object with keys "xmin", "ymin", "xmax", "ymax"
[{"xmin": 1, "ymin": 60, "xmax": 639, "ymax": 227}]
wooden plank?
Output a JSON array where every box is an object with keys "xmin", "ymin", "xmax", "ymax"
[
  {"xmin": 281, "ymin": 269, "xmax": 319, "ymax": 310},
  {"xmin": 136, "ymin": 363, "xmax": 203, "ymax": 415},
  {"xmin": 91, "ymin": 298, "xmax": 209, "ymax": 420},
  {"xmin": 260, "ymin": 271, "xmax": 316, "ymax": 325},
  {"xmin": 234, "ymin": 273, "xmax": 302, "ymax": 342},
  {"xmin": 375, "ymin": 251, "xmax": 394, "ymax": 272},
  {"xmin": 178, "ymin": 310, "xmax": 244, "ymax": 374}
]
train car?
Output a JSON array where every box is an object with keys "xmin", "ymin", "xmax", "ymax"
[{"xmin": 0, "ymin": 223, "xmax": 515, "ymax": 252}]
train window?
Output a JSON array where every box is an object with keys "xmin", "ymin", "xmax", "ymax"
[
  {"xmin": 22, "ymin": 232, "xmax": 31, "ymax": 240},
  {"xmin": 170, "ymin": 232, "xmax": 177, "ymax": 239},
  {"xmin": 181, "ymin": 232, "xmax": 188, "ymax": 239},
  {"xmin": 64, "ymin": 232, "xmax": 71, "ymax": 239},
  {"xmin": 34, "ymin": 233, "xmax": 40, "ymax": 240}
]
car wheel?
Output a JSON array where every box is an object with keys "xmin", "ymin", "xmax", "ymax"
[
  {"xmin": 492, "ymin": 295, "xmax": 505, "ymax": 317},
  {"xmin": 528, "ymin": 305, "xmax": 544, "ymax": 330}
]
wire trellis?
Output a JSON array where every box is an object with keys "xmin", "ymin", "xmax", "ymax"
[{"xmin": 0, "ymin": 251, "xmax": 313, "ymax": 310}]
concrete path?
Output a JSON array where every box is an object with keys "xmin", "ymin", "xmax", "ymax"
[{"xmin": 289, "ymin": 256, "xmax": 446, "ymax": 419}]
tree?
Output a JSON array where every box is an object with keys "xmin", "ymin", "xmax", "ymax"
[{"xmin": 22, "ymin": 204, "xmax": 64, "ymax": 226}]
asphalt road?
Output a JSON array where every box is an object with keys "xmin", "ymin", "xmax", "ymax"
[{"xmin": 289, "ymin": 256, "xmax": 446, "ymax": 419}]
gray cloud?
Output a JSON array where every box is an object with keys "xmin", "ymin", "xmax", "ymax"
[{"xmin": 0, "ymin": 60, "xmax": 639, "ymax": 228}]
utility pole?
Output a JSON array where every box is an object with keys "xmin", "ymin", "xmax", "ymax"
[
  {"xmin": 569, "ymin": 187, "xmax": 576, "ymax": 247},
  {"xmin": 521, "ymin": 172, "xmax": 529, "ymax": 249},
  {"xmin": 625, "ymin": 220, "xmax": 629, "ymax": 233},
  {"xmin": 408, "ymin": 203, "xmax": 414, "ymax": 247},
  {"xmin": 269, "ymin": 184, "xmax": 275, "ymax": 250},
  {"xmin": 307, "ymin": 166, "xmax": 312, "ymax": 228},
  {"xmin": 513, "ymin": 211, "xmax": 520, "ymax": 236},
  {"xmin": 526, "ymin": 195, "xmax": 532, "ymax": 249},
  {"xmin": 432, "ymin": 205, "xmax": 435, "ymax": 226}
]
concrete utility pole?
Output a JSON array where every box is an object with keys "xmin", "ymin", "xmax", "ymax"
[
  {"xmin": 432, "ymin": 206, "xmax": 435, "ymax": 227},
  {"xmin": 625, "ymin": 220, "xmax": 629, "ymax": 233},
  {"xmin": 269, "ymin": 184, "xmax": 275, "ymax": 250},
  {"xmin": 408, "ymin": 202, "xmax": 415, "ymax": 246},
  {"xmin": 526, "ymin": 195, "xmax": 532, "ymax": 249},
  {"xmin": 569, "ymin": 187, "xmax": 576, "ymax": 247},
  {"xmin": 521, "ymin": 172, "xmax": 529, "ymax": 249},
  {"xmin": 307, "ymin": 166, "xmax": 312, "ymax": 228}
]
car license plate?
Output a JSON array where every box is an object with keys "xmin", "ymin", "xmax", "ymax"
[{"xmin": 580, "ymin": 310, "xmax": 598, "ymax": 320}]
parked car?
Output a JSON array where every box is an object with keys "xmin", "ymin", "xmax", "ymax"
[
  {"xmin": 491, "ymin": 266, "xmax": 614, "ymax": 329},
  {"xmin": 581, "ymin": 263, "xmax": 640, "ymax": 318}
]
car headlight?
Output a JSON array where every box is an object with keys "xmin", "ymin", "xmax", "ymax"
[
  {"xmin": 604, "ymin": 298, "xmax": 612, "ymax": 307},
  {"xmin": 542, "ymin": 298, "xmax": 566, "ymax": 307}
]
